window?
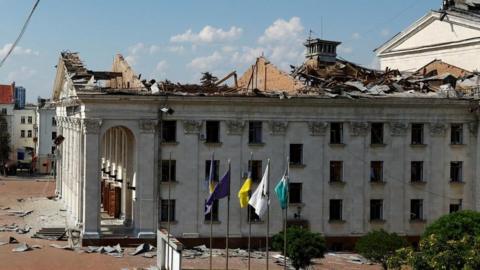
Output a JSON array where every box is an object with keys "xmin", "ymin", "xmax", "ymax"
[
  {"xmin": 371, "ymin": 123, "xmax": 384, "ymax": 144},
  {"xmin": 20, "ymin": 130, "xmax": 25, "ymax": 138},
  {"xmin": 289, "ymin": 144, "xmax": 303, "ymax": 165},
  {"xmin": 248, "ymin": 205, "xmax": 261, "ymax": 222},
  {"xmin": 248, "ymin": 121, "xmax": 262, "ymax": 144},
  {"xmin": 160, "ymin": 199, "xmax": 175, "ymax": 222},
  {"xmin": 27, "ymin": 116, "xmax": 32, "ymax": 124},
  {"xmin": 370, "ymin": 199, "xmax": 383, "ymax": 221},
  {"xmin": 248, "ymin": 160, "xmax": 262, "ymax": 182},
  {"xmin": 52, "ymin": 117, "xmax": 57, "ymax": 126},
  {"xmin": 329, "ymin": 199, "xmax": 343, "ymax": 221},
  {"xmin": 329, "ymin": 161, "xmax": 343, "ymax": 182},
  {"xmin": 411, "ymin": 161, "xmax": 424, "ymax": 182},
  {"xmin": 410, "ymin": 199, "xmax": 424, "ymax": 220},
  {"xmin": 370, "ymin": 161, "xmax": 383, "ymax": 183},
  {"xmin": 205, "ymin": 121, "xmax": 220, "ymax": 143},
  {"xmin": 451, "ymin": 124, "xmax": 463, "ymax": 144},
  {"xmin": 450, "ymin": 161, "xmax": 463, "ymax": 182},
  {"xmin": 450, "ymin": 200, "xmax": 462, "ymax": 213},
  {"xmin": 161, "ymin": 160, "xmax": 176, "ymax": 182},
  {"xmin": 162, "ymin": 121, "xmax": 177, "ymax": 143},
  {"xmin": 1, "ymin": 108, "xmax": 6, "ymax": 115},
  {"xmin": 205, "ymin": 160, "xmax": 220, "ymax": 182},
  {"xmin": 51, "ymin": 132, "xmax": 57, "ymax": 140},
  {"xmin": 51, "ymin": 146, "xmax": 55, "ymax": 155},
  {"xmin": 411, "ymin": 123, "xmax": 424, "ymax": 145},
  {"xmin": 27, "ymin": 130, "xmax": 32, "ymax": 138},
  {"xmin": 330, "ymin": 123, "xmax": 343, "ymax": 144},
  {"xmin": 21, "ymin": 116, "xmax": 25, "ymax": 124},
  {"xmin": 289, "ymin": 183, "xmax": 302, "ymax": 204},
  {"xmin": 204, "ymin": 200, "xmax": 219, "ymax": 221}
]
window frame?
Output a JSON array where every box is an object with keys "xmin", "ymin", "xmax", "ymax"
[
  {"xmin": 248, "ymin": 160, "xmax": 262, "ymax": 183},
  {"xmin": 329, "ymin": 199, "xmax": 343, "ymax": 221},
  {"xmin": 330, "ymin": 122, "xmax": 343, "ymax": 144},
  {"xmin": 450, "ymin": 124, "xmax": 463, "ymax": 145},
  {"xmin": 160, "ymin": 199, "xmax": 176, "ymax": 222},
  {"xmin": 162, "ymin": 120, "xmax": 177, "ymax": 143},
  {"xmin": 410, "ymin": 199, "xmax": 424, "ymax": 221},
  {"xmin": 248, "ymin": 121, "xmax": 263, "ymax": 144},
  {"xmin": 329, "ymin": 161, "xmax": 343, "ymax": 183},
  {"xmin": 289, "ymin": 144, "xmax": 303, "ymax": 165},
  {"xmin": 161, "ymin": 160, "xmax": 176, "ymax": 182},
  {"xmin": 370, "ymin": 199, "xmax": 384, "ymax": 221},
  {"xmin": 411, "ymin": 123, "xmax": 424, "ymax": 145},
  {"xmin": 370, "ymin": 161, "xmax": 384, "ymax": 183},
  {"xmin": 371, "ymin": 123, "xmax": 384, "ymax": 145},
  {"xmin": 450, "ymin": 161, "xmax": 463, "ymax": 183},
  {"xmin": 205, "ymin": 121, "xmax": 220, "ymax": 143},
  {"xmin": 288, "ymin": 183, "xmax": 302, "ymax": 204},
  {"xmin": 411, "ymin": 161, "xmax": 424, "ymax": 183}
]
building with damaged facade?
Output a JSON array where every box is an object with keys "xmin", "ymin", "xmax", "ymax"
[
  {"xmin": 376, "ymin": 0, "xmax": 480, "ymax": 72},
  {"xmin": 52, "ymin": 35, "xmax": 480, "ymax": 249}
]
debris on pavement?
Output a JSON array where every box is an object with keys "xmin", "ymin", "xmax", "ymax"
[
  {"xmin": 49, "ymin": 243, "xmax": 74, "ymax": 250},
  {"xmin": 12, "ymin": 243, "xmax": 32, "ymax": 252},
  {"xmin": 9, "ymin": 236, "xmax": 18, "ymax": 244},
  {"xmin": 130, "ymin": 243, "xmax": 155, "ymax": 256}
]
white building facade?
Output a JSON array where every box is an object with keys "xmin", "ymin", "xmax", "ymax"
[
  {"xmin": 35, "ymin": 101, "xmax": 57, "ymax": 174},
  {"xmin": 12, "ymin": 105, "xmax": 37, "ymax": 162}
]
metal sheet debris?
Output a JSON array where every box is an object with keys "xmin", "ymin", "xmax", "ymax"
[{"xmin": 12, "ymin": 243, "xmax": 31, "ymax": 252}]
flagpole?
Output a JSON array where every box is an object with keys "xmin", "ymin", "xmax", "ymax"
[
  {"xmin": 226, "ymin": 160, "xmax": 231, "ymax": 270},
  {"xmin": 209, "ymin": 152, "xmax": 214, "ymax": 270},
  {"xmin": 248, "ymin": 152, "xmax": 253, "ymax": 270},
  {"xmin": 266, "ymin": 158, "xmax": 271, "ymax": 270},
  {"xmin": 284, "ymin": 157, "xmax": 289, "ymax": 270}
]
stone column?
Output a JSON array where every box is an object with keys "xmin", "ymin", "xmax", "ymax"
[
  {"xmin": 136, "ymin": 119, "xmax": 158, "ymax": 238},
  {"xmin": 474, "ymin": 120, "xmax": 480, "ymax": 210},
  {"xmin": 82, "ymin": 118, "xmax": 102, "ymax": 239},
  {"xmin": 55, "ymin": 116, "xmax": 63, "ymax": 196}
]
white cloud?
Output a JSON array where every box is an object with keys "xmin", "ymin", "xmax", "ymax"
[
  {"xmin": 352, "ymin": 32, "xmax": 361, "ymax": 40},
  {"xmin": 0, "ymin": 43, "xmax": 39, "ymax": 58},
  {"xmin": 154, "ymin": 60, "xmax": 168, "ymax": 78},
  {"xmin": 149, "ymin": 45, "xmax": 161, "ymax": 54},
  {"xmin": 7, "ymin": 66, "xmax": 37, "ymax": 81},
  {"xmin": 258, "ymin": 17, "xmax": 303, "ymax": 44},
  {"xmin": 170, "ymin": 26, "xmax": 243, "ymax": 44},
  {"xmin": 167, "ymin": 45, "xmax": 185, "ymax": 54},
  {"xmin": 124, "ymin": 55, "xmax": 137, "ymax": 66},
  {"xmin": 381, "ymin": 29, "xmax": 390, "ymax": 37},
  {"xmin": 128, "ymin": 42, "xmax": 145, "ymax": 55},
  {"xmin": 231, "ymin": 47, "xmax": 264, "ymax": 65},
  {"xmin": 187, "ymin": 51, "xmax": 223, "ymax": 71},
  {"xmin": 338, "ymin": 45, "xmax": 353, "ymax": 54}
]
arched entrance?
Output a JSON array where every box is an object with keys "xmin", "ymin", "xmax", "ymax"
[{"xmin": 100, "ymin": 126, "xmax": 136, "ymax": 230}]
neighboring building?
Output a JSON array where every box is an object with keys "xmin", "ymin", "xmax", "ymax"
[
  {"xmin": 0, "ymin": 84, "xmax": 15, "ymax": 160},
  {"xmin": 14, "ymin": 86, "xmax": 26, "ymax": 109},
  {"xmin": 52, "ymin": 45, "xmax": 480, "ymax": 249},
  {"xmin": 35, "ymin": 98, "xmax": 57, "ymax": 174},
  {"xmin": 375, "ymin": 0, "xmax": 480, "ymax": 72},
  {"xmin": 12, "ymin": 105, "xmax": 37, "ymax": 163}
]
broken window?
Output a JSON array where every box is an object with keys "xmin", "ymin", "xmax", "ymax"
[
  {"xmin": 329, "ymin": 161, "xmax": 343, "ymax": 183},
  {"xmin": 161, "ymin": 160, "xmax": 176, "ymax": 182},
  {"xmin": 289, "ymin": 144, "xmax": 303, "ymax": 165},
  {"xmin": 370, "ymin": 161, "xmax": 383, "ymax": 183},
  {"xmin": 450, "ymin": 161, "xmax": 463, "ymax": 182},
  {"xmin": 329, "ymin": 199, "xmax": 343, "ymax": 221},
  {"xmin": 371, "ymin": 123, "xmax": 384, "ymax": 144},
  {"xmin": 160, "ymin": 199, "xmax": 175, "ymax": 222},
  {"xmin": 370, "ymin": 199, "xmax": 383, "ymax": 221},
  {"xmin": 410, "ymin": 199, "xmax": 424, "ymax": 220},
  {"xmin": 204, "ymin": 199, "xmax": 219, "ymax": 221},
  {"xmin": 162, "ymin": 120, "xmax": 177, "ymax": 143},
  {"xmin": 451, "ymin": 124, "xmax": 463, "ymax": 145},
  {"xmin": 248, "ymin": 205, "xmax": 261, "ymax": 222},
  {"xmin": 411, "ymin": 161, "xmax": 424, "ymax": 182},
  {"xmin": 20, "ymin": 130, "xmax": 25, "ymax": 138},
  {"xmin": 27, "ymin": 116, "xmax": 32, "ymax": 124},
  {"xmin": 27, "ymin": 130, "xmax": 32, "ymax": 138},
  {"xmin": 248, "ymin": 121, "xmax": 262, "ymax": 144},
  {"xmin": 51, "ymin": 132, "xmax": 57, "ymax": 140},
  {"xmin": 248, "ymin": 160, "xmax": 262, "ymax": 183},
  {"xmin": 449, "ymin": 200, "xmax": 462, "ymax": 213},
  {"xmin": 330, "ymin": 122, "xmax": 343, "ymax": 144},
  {"xmin": 205, "ymin": 160, "xmax": 220, "ymax": 182},
  {"xmin": 20, "ymin": 116, "xmax": 25, "ymax": 124},
  {"xmin": 206, "ymin": 121, "xmax": 220, "ymax": 143},
  {"xmin": 289, "ymin": 183, "xmax": 302, "ymax": 204},
  {"xmin": 411, "ymin": 123, "xmax": 424, "ymax": 145}
]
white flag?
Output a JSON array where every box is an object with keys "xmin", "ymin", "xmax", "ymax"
[{"xmin": 248, "ymin": 162, "xmax": 269, "ymax": 217}]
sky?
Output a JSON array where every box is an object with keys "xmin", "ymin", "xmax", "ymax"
[{"xmin": 0, "ymin": 0, "xmax": 440, "ymax": 102}]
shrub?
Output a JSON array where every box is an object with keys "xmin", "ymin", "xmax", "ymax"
[
  {"xmin": 355, "ymin": 229, "xmax": 408, "ymax": 269},
  {"xmin": 422, "ymin": 210, "xmax": 480, "ymax": 241},
  {"xmin": 272, "ymin": 226, "xmax": 326, "ymax": 270}
]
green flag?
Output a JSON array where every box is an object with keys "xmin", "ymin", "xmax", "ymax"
[{"xmin": 274, "ymin": 172, "xmax": 289, "ymax": 209}]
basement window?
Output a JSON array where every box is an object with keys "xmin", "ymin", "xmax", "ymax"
[
  {"xmin": 161, "ymin": 160, "xmax": 176, "ymax": 182},
  {"xmin": 248, "ymin": 160, "xmax": 262, "ymax": 183},
  {"xmin": 289, "ymin": 183, "xmax": 302, "ymax": 204},
  {"xmin": 370, "ymin": 199, "xmax": 383, "ymax": 221},
  {"xmin": 248, "ymin": 121, "xmax": 262, "ymax": 144},
  {"xmin": 160, "ymin": 199, "xmax": 176, "ymax": 222},
  {"xmin": 450, "ymin": 161, "xmax": 463, "ymax": 182},
  {"xmin": 370, "ymin": 161, "xmax": 383, "ymax": 183},
  {"xmin": 289, "ymin": 144, "xmax": 303, "ymax": 165},
  {"xmin": 330, "ymin": 123, "xmax": 343, "ymax": 144},
  {"xmin": 162, "ymin": 121, "xmax": 177, "ymax": 143},
  {"xmin": 410, "ymin": 199, "xmax": 424, "ymax": 221},
  {"xmin": 329, "ymin": 199, "xmax": 343, "ymax": 221},
  {"xmin": 411, "ymin": 123, "xmax": 424, "ymax": 145},
  {"xmin": 371, "ymin": 123, "xmax": 384, "ymax": 144},
  {"xmin": 206, "ymin": 121, "xmax": 220, "ymax": 143},
  {"xmin": 451, "ymin": 124, "xmax": 463, "ymax": 145},
  {"xmin": 411, "ymin": 161, "xmax": 424, "ymax": 183},
  {"xmin": 329, "ymin": 161, "xmax": 343, "ymax": 183}
]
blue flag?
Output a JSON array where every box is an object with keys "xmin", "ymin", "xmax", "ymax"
[{"xmin": 205, "ymin": 166, "xmax": 230, "ymax": 214}]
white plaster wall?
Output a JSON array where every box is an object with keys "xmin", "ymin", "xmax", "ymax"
[{"xmin": 12, "ymin": 107, "xmax": 37, "ymax": 158}]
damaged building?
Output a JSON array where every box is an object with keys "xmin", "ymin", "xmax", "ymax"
[
  {"xmin": 52, "ymin": 33, "xmax": 480, "ymax": 249},
  {"xmin": 376, "ymin": 0, "xmax": 480, "ymax": 72}
]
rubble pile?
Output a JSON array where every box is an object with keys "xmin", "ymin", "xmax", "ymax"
[{"xmin": 183, "ymin": 245, "xmax": 273, "ymax": 260}]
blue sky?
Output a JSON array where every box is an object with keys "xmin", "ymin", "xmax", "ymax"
[{"xmin": 0, "ymin": 0, "xmax": 439, "ymax": 102}]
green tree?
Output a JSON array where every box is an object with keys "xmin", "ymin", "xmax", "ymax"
[
  {"xmin": 0, "ymin": 115, "xmax": 11, "ymax": 166},
  {"xmin": 387, "ymin": 211, "xmax": 480, "ymax": 270},
  {"xmin": 355, "ymin": 229, "xmax": 408, "ymax": 269},
  {"xmin": 272, "ymin": 226, "xmax": 326, "ymax": 270}
]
